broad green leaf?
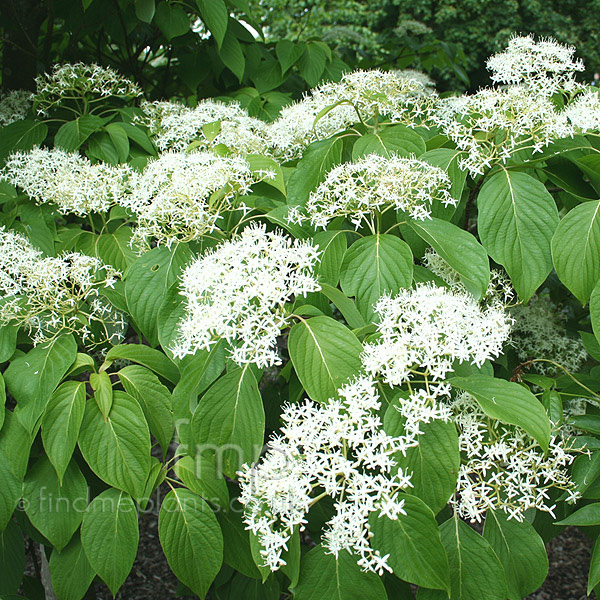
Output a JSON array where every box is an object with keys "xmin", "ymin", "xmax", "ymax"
[
  {"xmin": 440, "ymin": 516, "xmax": 507, "ymax": 600},
  {"xmin": 159, "ymin": 489, "xmax": 223, "ymax": 598},
  {"xmin": 77, "ymin": 227, "xmax": 137, "ymax": 274},
  {"xmin": 173, "ymin": 455, "xmax": 229, "ymax": 511},
  {"xmin": 246, "ymin": 154, "xmax": 286, "ymax": 195},
  {"xmin": 217, "ymin": 509, "xmax": 261, "ymax": 579},
  {"xmin": 288, "ymin": 316, "xmax": 363, "ymax": 404},
  {"xmin": 19, "ymin": 203, "xmax": 55, "ymax": 255},
  {"xmin": 220, "ymin": 29, "xmax": 245, "ymax": 81},
  {"xmin": 276, "ymin": 39, "xmax": 304, "ymax": 73},
  {"xmin": 319, "ymin": 283, "xmax": 366, "ymax": 330},
  {"xmin": 0, "ymin": 411, "xmax": 32, "ymax": 481},
  {"xmin": 23, "ymin": 456, "xmax": 87, "ymax": 551},
  {"xmin": 370, "ymin": 495, "xmax": 450, "ymax": 591},
  {"xmin": 155, "ymin": 1, "xmax": 190, "ymax": 39},
  {"xmin": 556, "ymin": 502, "xmax": 600, "ymax": 526},
  {"xmin": 81, "ymin": 488, "xmax": 138, "ymax": 596},
  {"xmin": 105, "ymin": 343, "xmax": 179, "ymax": 384},
  {"xmin": 287, "ymin": 136, "xmax": 344, "ymax": 205},
  {"xmin": 78, "ymin": 391, "xmax": 151, "ymax": 500},
  {"xmin": 125, "ymin": 245, "xmax": 192, "ymax": 346},
  {"xmin": 0, "ymin": 120, "xmax": 47, "ymax": 161},
  {"xmin": 552, "ymin": 200, "xmax": 600, "ymax": 304},
  {"xmin": 589, "ymin": 536, "xmax": 600, "ymax": 595},
  {"xmin": 422, "ymin": 148, "xmax": 466, "ymax": 216},
  {"xmin": 483, "ymin": 510, "xmax": 548, "ymax": 600},
  {"xmin": 191, "ymin": 366, "xmax": 264, "ymax": 478},
  {"xmin": 450, "ymin": 375, "xmax": 551, "ymax": 451},
  {"xmin": 118, "ymin": 365, "xmax": 174, "ymax": 455},
  {"xmin": 409, "ymin": 217, "xmax": 489, "ymax": 299},
  {"xmin": 298, "ymin": 42, "xmax": 327, "ymax": 87},
  {"xmin": 226, "ymin": 573, "xmax": 281, "ymax": 599},
  {"xmin": 89, "ymin": 371, "xmax": 113, "ymax": 419},
  {"xmin": 49, "ymin": 534, "xmax": 95, "ymax": 600},
  {"xmin": 352, "ymin": 124, "xmax": 426, "ymax": 159},
  {"xmin": 196, "ymin": 0, "xmax": 228, "ymax": 47},
  {"xmin": 41, "ymin": 381, "xmax": 86, "ymax": 484},
  {"xmin": 314, "ymin": 230, "xmax": 346, "ymax": 287},
  {"xmin": 134, "ymin": 0, "xmax": 155, "ymax": 22},
  {"xmin": 0, "ymin": 521, "xmax": 24, "ymax": 595},
  {"xmin": 340, "ymin": 234, "xmax": 413, "ymax": 320},
  {"xmin": 0, "ymin": 449, "xmax": 20, "ymax": 530},
  {"xmin": 0, "ymin": 374, "xmax": 4, "ymax": 432},
  {"xmin": 105, "ymin": 122, "xmax": 129, "ymax": 162},
  {"xmin": 4, "ymin": 334, "xmax": 77, "ymax": 432},
  {"xmin": 397, "ymin": 419, "xmax": 459, "ymax": 514},
  {"xmin": 477, "ymin": 170, "xmax": 558, "ymax": 301},
  {"xmin": 157, "ymin": 282, "xmax": 185, "ymax": 359},
  {"xmin": 294, "ymin": 545, "xmax": 387, "ymax": 600},
  {"xmin": 54, "ymin": 116, "xmax": 103, "ymax": 151},
  {"xmin": 116, "ymin": 122, "xmax": 156, "ymax": 155},
  {"xmin": 592, "ymin": 280, "xmax": 600, "ymax": 345},
  {"xmin": 0, "ymin": 324, "xmax": 17, "ymax": 363}
]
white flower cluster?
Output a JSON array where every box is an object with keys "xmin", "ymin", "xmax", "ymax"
[
  {"xmin": 2, "ymin": 148, "xmax": 131, "ymax": 216},
  {"xmin": 123, "ymin": 150, "xmax": 266, "ymax": 248},
  {"xmin": 0, "ymin": 228, "xmax": 124, "ymax": 346},
  {"xmin": 510, "ymin": 295, "xmax": 587, "ymax": 375},
  {"xmin": 138, "ymin": 99, "xmax": 269, "ymax": 155},
  {"xmin": 298, "ymin": 154, "xmax": 454, "ymax": 229},
  {"xmin": 362, "ymin": 283, "xmax": 511, "ymax": 385},
  {"xmin": 172, "ymin": 224, "xmax": 321, "ymax": 367},
  {"xmin": 268, "ymin": 69, "xmax": 431, "ymax": 160},
  {"xmin": 487, "ymin": 34, "xmax": 584, "ymax": 95},
  {"xmin": 562, "ymin": 88, "xmax": 600, "ymax": 133},
  {"xmin": 449, "ymin": 392, "xmax": 579, "ymax": 522},
  {"xmin": 238, "ymin": 376, "xmax": 415, "ymax": 574},
  {"xmin": 0, "ymin": 90, "xmax": 32, "ymax": 126},
  {"xmin": 33, "ymin": 63, "xmax": 142, "ymax": 116}
]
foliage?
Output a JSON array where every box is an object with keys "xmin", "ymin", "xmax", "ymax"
[{"xmin": 1, "ymin": 29, "xmax": 600, "ymax": 600}]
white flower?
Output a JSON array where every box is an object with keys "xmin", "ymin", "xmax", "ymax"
[
  {"xmin": 238, "ymin": 376, "xmax": 415, "ymax": 573},
  {"xmin": 510, "ymin": 295, "xmax": 587, "ymax": 375},
  {"xmin": 0, "ymin": 227, "xmax": 124, "ymax": 346},
  {"xmin": 0, "ymin": 90, "xmax": 32, "ymax": 126},
  {"xmin": 33, "ymin": 63, "xmax": 142, "ymax": 115},
  {"xmin": 123, "ymin": 150, "xmax": 264, "ymax": 248},
  {"xmin": 172, "ymin": 224, "xmax": 321, "ymax": 367},
  {"xmin": 302, "ymin": 154, "xmax": 454, "ymax": 229},
  {"xmin": 1, "ymin": 148, "xmax": 131, "ymax": 216},
  {"xmin": 267, "ymin": 69, "xmax": 430, "ymax": 161},
  {"xmin": 449, "ymin": 391, "xmax": 579, "ymax": 522},
  {"xmin": 362, "ymin": 283, "xmax": 511, "ymax": 386},
  {"xmin": 487, "ymin": 35, "xmax": 584, "ymax": 95},
  {"xmin": 138, "ymin": 99, "xmax": 269, "ymax": 155},
  {"xmin": 562, "ymin": 88, "xmax": 600, "ymax": 134}
]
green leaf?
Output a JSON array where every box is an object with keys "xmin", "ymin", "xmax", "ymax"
[
  {"xmin": 55, "ymin": 116, "xmax": 103, "ymax": 151},
  {"xmin": 125, "ymin": 245, "xmax": 192, "ymax": 346},
  {"xmin": 483, "ymin": 510, "xmax": 548, "ymax": 600},
  {"xmin": 220, "ymin": 29, "xmax": 246, "ymax": 81},
  {"xmin": 89, "ymin": 371, "xmax": 113, "ymax": 419},
  {"xmin": 19, "ymin": 203, "xmax": 55, "ymax": 255},
  {"xmin": 440, "ymin": 516, "xmax": 507, "ymax": 600},
  {"xmin": 0, "ymin": 120, "xmax": 47, "ymax": 161},
  {"xmin": 297, "ymin": 42, "xmax": 327, "ymax": 87},
  {"xmin": 118, "ymin": 365, "xmax": 174, "ymax": 455},
  {"xmin": 318, "ymin": 283, "xmax": 366, "ymax": 330},
  {"xmin": 191, "ymin": 366, "xmax": 264, "ymax": 478},
  {"xmin": 173, "ymin": 455, "xmax": 229, "ymax": 511},
  {"xmin": 159, "ymin": 489, "xmax": 223, "ymax": 599},
  {"xmin": 155, "ymin": 1, "xmax": 190, "ymax": 39},
  {"xmin": 409, "ymin": 217, "xmax": 489, "ymax": 299},
  {"xmin": 81, "ymin": 488, "xmax": 139, "ymax": 596},
  {"xmin": 246, "ymin": 154, "xmax": 286, "ymax": 196},
  {"xmin": 588, "ymin": 536, "xmax": 600, "ymax": 595},
  {"xmin": 134, "ymin": 0, "xmax": 155, "ymax": 22},
  {"xmin": 370, "ymin": 495, "xmax": 450, "ymax": 591},
  {"xmin": 217, "ymin": 509, "xmax": 261, "ymax": 579},
  {"xmin": 556, "ymin": 502, "xmax": 600, "ymax": 526},
  {"xmin": 0, "ymin": 411, "xmax": 32, "ymax": 481},
  {"xmin": 287, "ymin": 136, "xmax": 344, "ymax": 205},
  {"xmin": 340, "ymin": 234, "xmax": 413, "ymax": 321},
  {"xmin": 4, "ymin": 334, "xmax": 77, "ymax": 432},
  {"xmin": 0, "ymin": 449, "xmax": 20, "ymax": 531},
  {"xmin": 196, "ymin": 0, "xmax": 228, "ymax": 48},
  {"xmin": 422, "ymin": 148, "xmax": 466, "ymax": 216},
  {"xmin": 314, "ymin": 230, "xmax": 346, "ymax": 287},
  {"xmin": 78, "ymin": 391, "xmax": 151, "ymax": 500},
  {"xmin": 49, "ymin": 535, "xmax": 94, "ymax": 600},
  {"xmin": 294, "ymin": 545, "xmax": 387, "ymax": 600},
  {"xmin": 105, "ymin": 344, "xmax": 179, "ymax": 384},
  {"xmin": 23, "ymin": 456, "xmax": 87, "ymax": 551},
  {"xmin": 116, "ymin": 122, "xmax": 156, "ymax": 155},
  {"xmin": 0, "ymin": 521, "xmax": 24, "ymax": 595},
  {"xmin": 288, "ymin": 316, "xmax": 363, "ymax": 404},
  {"xmin": 41, "ymin": 381, "xmax": 86, "ymax": 484},
  {"xmin": 396, "ymin": 419, "xmax": 459, "ymax": 514},
  {"xmin": 591, "ymin": 280, "xmax": 600, "ymax": 345},
  {"xmin": 352, "ymin": 125, "xmax": 426, "ymax": 160},
  {"xmin": 0, "ymin": 374, "xmax": 4, "ymax": 432},
  {"xmin": 477, "ymin": 169, "xmax": 558, "ymax": 301},
  {"xmin": 552, "ymin": 200, "xmax": 600, "ymax": 304},
  {"xmin": 450, "ymin": 375, "xmax": 551, "ymax": 451},
  {"xmin": 0, "ymin": 324, "xmax": 17, "ymax": 363},
  {"xmin": 105, "ymin": 122, "xmax": 130, "ymax": 162},
  {"xmin": 276, "ymin": 39, "xmax": 304, "ymax": 73}
]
